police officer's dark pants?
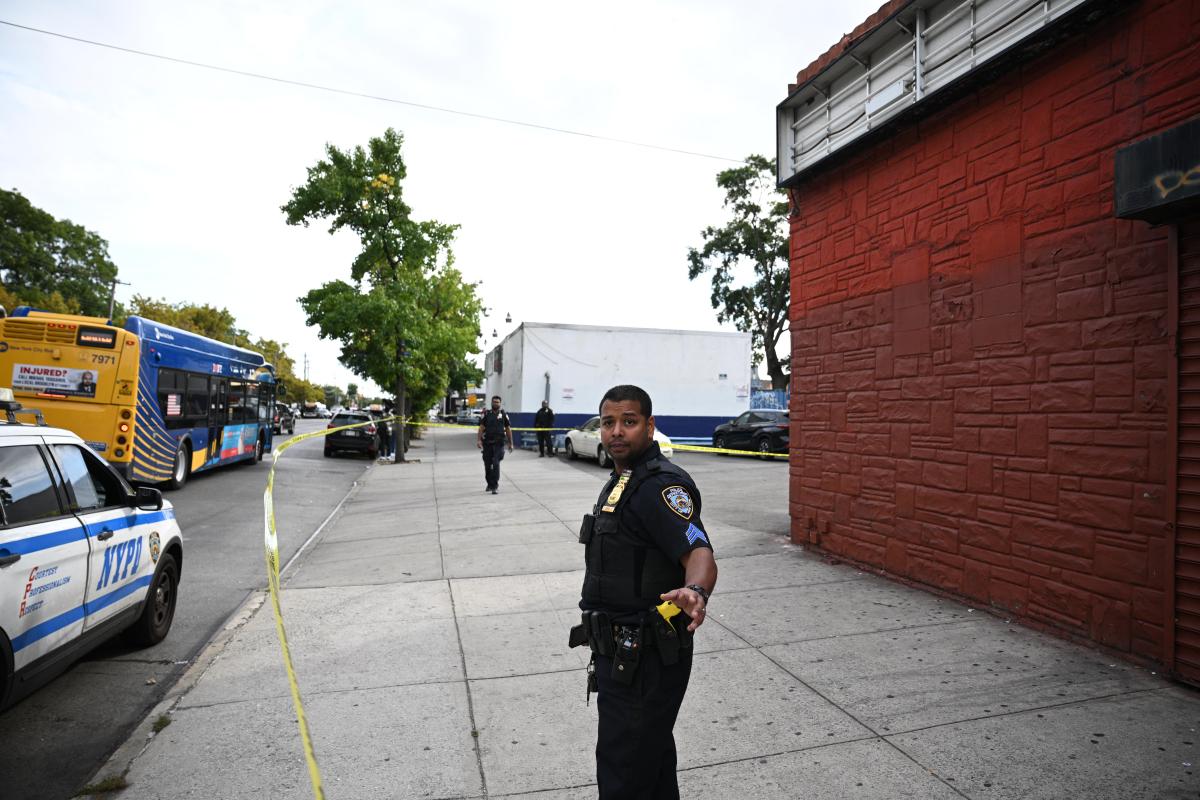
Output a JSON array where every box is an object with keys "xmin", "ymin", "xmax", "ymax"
[
  {"xmin": 481, "ymin": 441, "xmax": 505, "ymax": 489},
  {"xmin": 537, "ymin": 431, "xmax": 553, "ymax": 456},
  {"xmin": 595, "ymin": 649, "xmax": 693, "ymax": 799}
]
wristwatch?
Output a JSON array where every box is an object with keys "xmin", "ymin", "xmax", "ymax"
[{"xmin": 685, "ymin": 584, "xmax": 710, "ymax": 605}]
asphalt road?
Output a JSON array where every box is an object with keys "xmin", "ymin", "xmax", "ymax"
[{"xmin": 0, "ymin": 418, "xmax": 370, "ymax": 800}]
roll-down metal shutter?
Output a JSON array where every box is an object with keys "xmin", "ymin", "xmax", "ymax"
[{"xmin": 1175, "ymin": 219, "xmax": 1200, "ymax": 685}]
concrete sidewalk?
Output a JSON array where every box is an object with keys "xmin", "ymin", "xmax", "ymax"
[{"xmin": 96, "ymin": 427, "xmax": 1199, "ymax": 799}]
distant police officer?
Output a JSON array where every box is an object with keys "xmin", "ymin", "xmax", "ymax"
[
  {"xmin": 534, "ymin": 399, "xmax": 556, "ymax": 457},
  {"xmin": 570, "ymin": 384, "xmax": 717, "ymax": 799},
  {"xmin": 477, "ymin": 395, "xmax": 513, "ymax": 494}
]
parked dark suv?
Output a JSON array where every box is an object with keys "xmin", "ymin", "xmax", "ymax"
[
  {"xmin": 712, "ymin": 409, "xmax": 789, "ymax": 456},
  {"xmin": 272, "ymin": 403, "xmax": 295, "ymax": 435},
  {"xmin": 323, "ymin": 410, "xmax": 380, "ymax": 459}
]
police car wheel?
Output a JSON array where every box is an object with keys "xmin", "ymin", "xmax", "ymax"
[
  {"xmin": 597, "ymin": 446, "xmax": 610, "ymax": 468},
  {"xmin": 168, "ymin": 442, "xmax": 190, "ymax": 490},
  {"xmin": 565, "ymin": 440, "xmax": 577, "ymax": 460},
  {"xmin": 757, "ymin": 438, "xmax": 772, "ymax": 458},
  {"xmin": 125, "ymin": 553, "xmax": 179, "ymax": 647}
]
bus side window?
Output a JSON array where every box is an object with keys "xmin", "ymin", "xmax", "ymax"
[
  {"xmin": 259, "ymin": 384, "xmax": 273, "ymax": 423},
  {"xmin": 187, "ymin": 374, "xmax": 209, "ymax": 419},
  {"xmin": 245, "ymin": 382, "xmax": 260, "ymax": 425},
  {"xmin": 158, "ymin": 368, "xmax": 187, "ymax": 430},
  {"xmin": 228, "ymin": 380, "xmax": 245, "ymax": 425}
]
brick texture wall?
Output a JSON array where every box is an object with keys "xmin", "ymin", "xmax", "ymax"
[{"xmin": 788, "ymin": 0, "xmax": 1200, "ymax": 664}]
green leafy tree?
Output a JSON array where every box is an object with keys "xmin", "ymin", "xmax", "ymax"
[
  {"xmin": 347, "ymin": 382, "xmax": 359, "ymax": 404},
  {"xmin": 687, "ymin": 154, "xmax": 790, "ymax": 389},
  {"xmin": 0, "ymin": 187, "xmax": 121, "ymax": 317},
  {"xmin": 447, "ymin": 358, "xmax": 484, "ymax": 396},
  {"xmin": 252, "ymin": 337, "xmax": 301, "ymax": 399},
  {"xmin": 286, "ymin": 378, "xmax": 325, "ymax": 403},
  {"xmin": 283, "ymin": 128, "xmax": 483, "ymax": 460}
]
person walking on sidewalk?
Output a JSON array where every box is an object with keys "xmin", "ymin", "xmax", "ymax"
[
  {"xmin": 569, "ymin": 384, "xmax": 717, "ymax": 799},
  {"xmin": 534, "ymin": 399, "xmax": 556, "ymax": 457},
  {"xmin": 477, "ymin": 395, "xmax": 513, "ymax": 494}
]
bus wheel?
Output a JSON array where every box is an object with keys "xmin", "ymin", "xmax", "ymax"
[
  {"xmin": 168, "ymin": 442, "xmax": 190, "ymax": 490},
  {"xmin": 255, "ymin": 435, "xmax": 265, "ymax": 462}
]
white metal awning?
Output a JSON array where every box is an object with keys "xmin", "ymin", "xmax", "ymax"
[{"xmin": 776, "ymin": 0, "xmax": 1107, "ymax": 186}]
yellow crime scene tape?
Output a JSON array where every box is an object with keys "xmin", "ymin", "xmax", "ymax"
[
  {"xmin": 261, "ymin": 412, "xmax": 785, "ymax": 797},
  {"xmin": 428, "ymin": 417, "xmax": 789, "ymax": 458},
  {"xmin": 261, "ymin": 413, "xmax": 404, "ymax": 800}
]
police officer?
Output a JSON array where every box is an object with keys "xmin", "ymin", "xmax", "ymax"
[
  {"xmin": 476, "ymin": 395, "xmax": 513, "ymax": 494},
  {"xmin": 570, "ymin": 384, "xmax": 717, "ymax": 799},
  {"xmin": 534, "ymin": 399, "xmax": 556, "ymax": 457}
]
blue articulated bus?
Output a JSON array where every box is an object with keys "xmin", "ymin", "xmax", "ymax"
[{"xmin": 126, "ymin": 316, "xmax": 275, "ymax": 488}]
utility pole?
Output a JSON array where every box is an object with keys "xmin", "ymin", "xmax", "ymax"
[
  {"xmin": 303, "ymin": 353, "xmax": 310, "ymax": 383},
  {"xmin": 107, "ymin": 278, "xmax": 131, "ymax": 320}
]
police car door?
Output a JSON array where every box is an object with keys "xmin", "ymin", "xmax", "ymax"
[
  {"xmin": 46, "ymin": 439, "xmax": 148, "ymax": 631},
  {"xmin": 0, "ymin": 437, "xmax": 90, "ymax": 673}
]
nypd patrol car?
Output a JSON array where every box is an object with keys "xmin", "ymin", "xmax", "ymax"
[{"xmin": 0, "ymin": 390, "xmax": 183, "ymax": 709}]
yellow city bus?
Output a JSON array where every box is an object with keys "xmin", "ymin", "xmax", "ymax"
[{"xmin": 0, "ymin": 307, "xmax": 276, "ymax": 487}]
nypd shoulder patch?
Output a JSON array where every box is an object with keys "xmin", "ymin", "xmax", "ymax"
[{"xmin": 662, "ymin": 486, "xmax": 694, "ymax": 520}]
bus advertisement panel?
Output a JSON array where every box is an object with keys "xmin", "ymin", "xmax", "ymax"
[{"xmin": 0, "ymin": 309, "xmax": 276, "ymax": 488}]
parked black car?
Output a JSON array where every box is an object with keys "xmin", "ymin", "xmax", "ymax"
[
  {"xmin": 272, "ymin": 402, "xmax": 296, "ymax": 435},
  {"xmin": 324, "ymin": 410, "xmax": 380, "ymax": 459},
  {"xmin": 712, "ymin": 409, "xmax": 789, "ymax": 455}
]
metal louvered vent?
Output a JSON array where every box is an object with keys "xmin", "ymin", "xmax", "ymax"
[
  {"xmin": 776, "ymin": 0, "xmax": 1105, "ymax": 186},
  {"xmin": 0, "ymin": 319, "xmax": 76, "ymax": 344},
  {"xmin": 2, "ymin": 319, "xmax": 47, "ymax": 342}
]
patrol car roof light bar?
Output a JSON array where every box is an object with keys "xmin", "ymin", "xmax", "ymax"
[{"xmin": 0, "ymin": 388, "xmax": 47, "ymax": 426}]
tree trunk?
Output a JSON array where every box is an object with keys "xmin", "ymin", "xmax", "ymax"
[
  {"xmin": 765, "ymin": 344, "xmax": 787, "ymax": 392},
  {"xmin": 394, "ymin": 373, "xmax": 407, "ymax": 463}
]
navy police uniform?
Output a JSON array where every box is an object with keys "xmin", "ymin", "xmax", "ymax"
[
  {"xmin": 479, "ymin": 408, "xmax": 511, "ymax": 491},
  {"xmin": 571, "ymin": 441, "xmax": 713, "ymax": 799}
]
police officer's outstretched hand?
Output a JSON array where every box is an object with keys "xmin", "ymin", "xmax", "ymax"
[{"xmin": 660, "ymin": 587, "xmax": 707, "ymax": 632}]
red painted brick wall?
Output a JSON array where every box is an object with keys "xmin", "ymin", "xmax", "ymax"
[{"xmin": 788, "ymin": 0, "xmax": 1200, "ymax": 664}]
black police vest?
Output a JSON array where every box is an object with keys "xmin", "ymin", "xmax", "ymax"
[
  {"xmin": 481, "ymin": 410, "xmax": 508, "ymax": 442},
  {"xmin": 581, "ymin": 452, "xmax": 691, "ymax": 612}
]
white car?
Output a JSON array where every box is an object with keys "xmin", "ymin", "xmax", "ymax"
[
  {"xmin": 0, "ymin": 391, "xmax": 183, "ymax": 709},
  {"xmin": 563, "ymin": 415, "xmax": 674, "ymax": 467}
]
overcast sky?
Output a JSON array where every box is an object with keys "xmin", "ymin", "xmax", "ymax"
[{"xmin": 1, "ymin": 0, "xmax": 882, "ymax": 395}]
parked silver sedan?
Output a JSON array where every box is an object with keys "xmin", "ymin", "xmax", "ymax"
[{"xmin": 563, "ymin": 415, "xmax": 674, "ymax": 467}]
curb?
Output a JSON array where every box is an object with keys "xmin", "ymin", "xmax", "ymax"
[{"xmin": 79, "ymin": 589, "xmax": 267, "ymax": 798}]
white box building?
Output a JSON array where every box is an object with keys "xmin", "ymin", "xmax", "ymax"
[{"xmin": 484, "ymin": 322, "xmax": 752, "ymax": 441}]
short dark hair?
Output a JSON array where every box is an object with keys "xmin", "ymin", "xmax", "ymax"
[
  {"xmin": 600, "ymin": 385, "xmax": 652, "ymax": 418},
  {"xmin": 491, "ymin": 395, "xmax": 501, "ymax": 401}
]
